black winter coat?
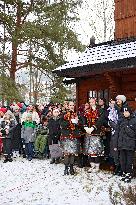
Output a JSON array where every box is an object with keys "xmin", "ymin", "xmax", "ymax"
[
  {"xmin": 11, "ymin": 114, "xmax": 22, "ymax": 149},
  {"xmin": 0, "ymin": 120, "xmax": 16, "ymax": 139},
  {"xmin": 114, "ymin": 115, "xmax": 136, "ymax": 151},
  {"xmin": 48, "ymin": 117, "xmax": 61, "ymax": 145}
]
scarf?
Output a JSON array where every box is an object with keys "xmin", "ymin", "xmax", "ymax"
[{"xmin": 24, "ymin": 121, "xmax": 36, "ymax": 129}]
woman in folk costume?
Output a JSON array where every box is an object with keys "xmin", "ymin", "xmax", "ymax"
[
  {"xmin": 60, "ymin": 101, "xmax": 84, "ymax": 175},
  {"xmin": 84, "ymin": 97, "xmax": 106, "ymax": 172}
]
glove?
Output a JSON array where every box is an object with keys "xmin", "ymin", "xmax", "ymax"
[{"xmin": 84, "ymin": 127, "xmax": 94, "ymax": 134}]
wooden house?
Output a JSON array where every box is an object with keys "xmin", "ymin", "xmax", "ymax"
[{"xmin": 53, "ymin": 0, "xmax": 136, "ymax": 109}]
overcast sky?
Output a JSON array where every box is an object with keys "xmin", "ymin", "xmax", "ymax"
[{"xmin": 67, "ymin": 0, "xmax": 115, "ymax": 60}]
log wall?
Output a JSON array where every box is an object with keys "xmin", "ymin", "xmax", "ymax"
[
  {"xmin": 76, "ymin": 70, "xmax": 136, "ymax": 110},
  {"xmin": 76, "ymin": 75, "xmax": 109, "ymax": 106},
  {"xmin": 115, "ymin": 0, "xmax": 136, "ymax": 39}
]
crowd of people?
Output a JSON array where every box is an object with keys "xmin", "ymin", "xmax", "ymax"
[{"xmin": 0, "ymin": 95, "xmax": 136, "ymax": 183}]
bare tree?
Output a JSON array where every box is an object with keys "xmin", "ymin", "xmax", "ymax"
[{"xmin": 79, "ymin": 0, "xmax": 115, "ymax": 43}]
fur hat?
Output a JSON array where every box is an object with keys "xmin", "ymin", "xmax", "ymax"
[{"xmin": 116, "ymin": 95, "xmax": 126, "ymax": 103}]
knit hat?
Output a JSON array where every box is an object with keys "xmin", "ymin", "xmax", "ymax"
[
  {"xmin": 26, "ymin": 113, "xmax": 32, "ymax": 118},
  {"xmin": 17, "ymin": 102, "xmax": 23, "ymax": 108},
  {"xmin": 116, "ymin": 95, "xmax": 126, "ymax": 103},
  {"xmin": 123, "ymin": 106, "xmax": 132, "ymax": 114},
  {"xmin": 0, "ymin": 107, "xmax": 7, "ymax": 113}
]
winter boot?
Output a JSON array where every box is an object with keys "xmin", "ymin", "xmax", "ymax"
[
  {"xmin": 64, "ymin": 165, "xmax": 69, "ymax": 175},
  {"xmin": 8, "ymin": 157, "xmax": 13, "ymax": 162},
  {"xmin": 55, "ymin": 158, "xmax": 60, "ymax": 164},
  {"xmin": 70, "ymin": 164, "xmax": 75, "ymax": 175},
  {"xmin": 28, "ymin": 156, "xmax": 32, "ymax": 161},
  {"xmin": 113, "ymin": 165, "xmax": 122, "ymax": 176},
  {"xmin": 124, "ymin": 173, "xmax": 132, "ymax": 183},
  {"xmin": 16, "ymin": 151, "xmax": 20, "ymax": 157},
  {"xmin": 121, "ymin": 172, "xmax": 126, "ymax": 181},
  {"xmin": 50, "ymin": 158, "xmax": 55, "ymax": 164},
  {"xmin": 12, "ymin": 151, "xmax": 16, "ymax": 158},
  {"xmin": 3, "ymin": 156, "xmax": 9, "ymax": 163}
]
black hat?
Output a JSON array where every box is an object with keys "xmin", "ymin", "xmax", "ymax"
[{"xmin": 123, "ymin": 106, "xmax": 132, "ymax": 113}]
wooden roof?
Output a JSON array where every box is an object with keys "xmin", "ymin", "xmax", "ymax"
[{"xmin": 53, "ymin": 38, "xmax": 136, "ymax": 78}]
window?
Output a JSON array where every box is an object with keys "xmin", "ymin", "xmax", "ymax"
[{"xmin": 88, "ymin": 89, "xmax": 109, "ymax": 102}]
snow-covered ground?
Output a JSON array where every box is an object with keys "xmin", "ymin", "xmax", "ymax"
[{"xmin": 0, "ymin": 157, "xmax": 135, "ymax": 205}]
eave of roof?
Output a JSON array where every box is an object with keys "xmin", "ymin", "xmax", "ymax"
[
  {"xmin": 54, "ymin": 57, "xmax": 136, "ymax": 78},
  {"xmin": 53, "ymin": 37, "xmax": 136, "ymax": 78}
]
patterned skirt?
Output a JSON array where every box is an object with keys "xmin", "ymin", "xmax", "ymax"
[
  {"xmin": 60, "ymin": 138, "xmax": 80, "ymax": 155},
  {"xmin": 83, "ymin": 133, "xmax": 104, "ymax": 157}
]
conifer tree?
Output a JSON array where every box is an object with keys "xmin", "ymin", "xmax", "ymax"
[{"xmin": 0, "ymin": 0, "xmax": 83, "ymax": 102}]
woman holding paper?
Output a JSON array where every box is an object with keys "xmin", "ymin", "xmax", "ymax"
[{"xmin": 60, "ymin": 101, "xmax": 84, "ymax": 175}]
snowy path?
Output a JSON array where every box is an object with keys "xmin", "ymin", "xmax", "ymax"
[{"xmin": 0, "ymin": 158, "xmax": 135, "ymax": 205}]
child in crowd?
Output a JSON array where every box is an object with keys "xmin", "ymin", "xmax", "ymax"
[
  {"xmin": 48, "ymin": 108, "xmax": 61, "ymax": 164},
  {"xmin": 21, "ymin": 113, "xmax": 37, "ymax": 161},
  {"xmin": 34, "ymin": 116, "xmax": 49, "ymax": 159},
  {"xmin": 114, "ymin": 106, "xmax": 136, "ymax": 183}
]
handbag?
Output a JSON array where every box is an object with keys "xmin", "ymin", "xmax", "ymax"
[{"xmin": 49, "ymin": 143, "xmax": 63, "ymax": 158}]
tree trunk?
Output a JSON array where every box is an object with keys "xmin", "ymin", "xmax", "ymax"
[
  {"xmin": 103, "ymin": 0, "xmax": 107, "ymax": 42},
  {"xmin": 33, "ymin": 91, "xmax": 38, "ymax": 105},
  {"xmin": 10, "ymin": 43, "xmax": 17, "ymax": 81},
  {"xmin": 33, "ymin": 69, "xmax": 38, "ymax": 104},
  {"xmin": 10, "ymin": 3, "xmax": 21, "ymax": 81}
]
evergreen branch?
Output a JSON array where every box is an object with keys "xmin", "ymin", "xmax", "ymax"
[
  {"xmin": 0, "ymin": 12, "xmax": 14, "ymax": 35},
  {"xmin": 21, "ymin": 0, "xmax": 34, "ymax": 25},
  {"xmin": 38, "ymin": 68, "xmax": 54, "ymax": 83},
  {"xmin": 16, "ymin": 61, "xmax": 30, "ymax": 70}
]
